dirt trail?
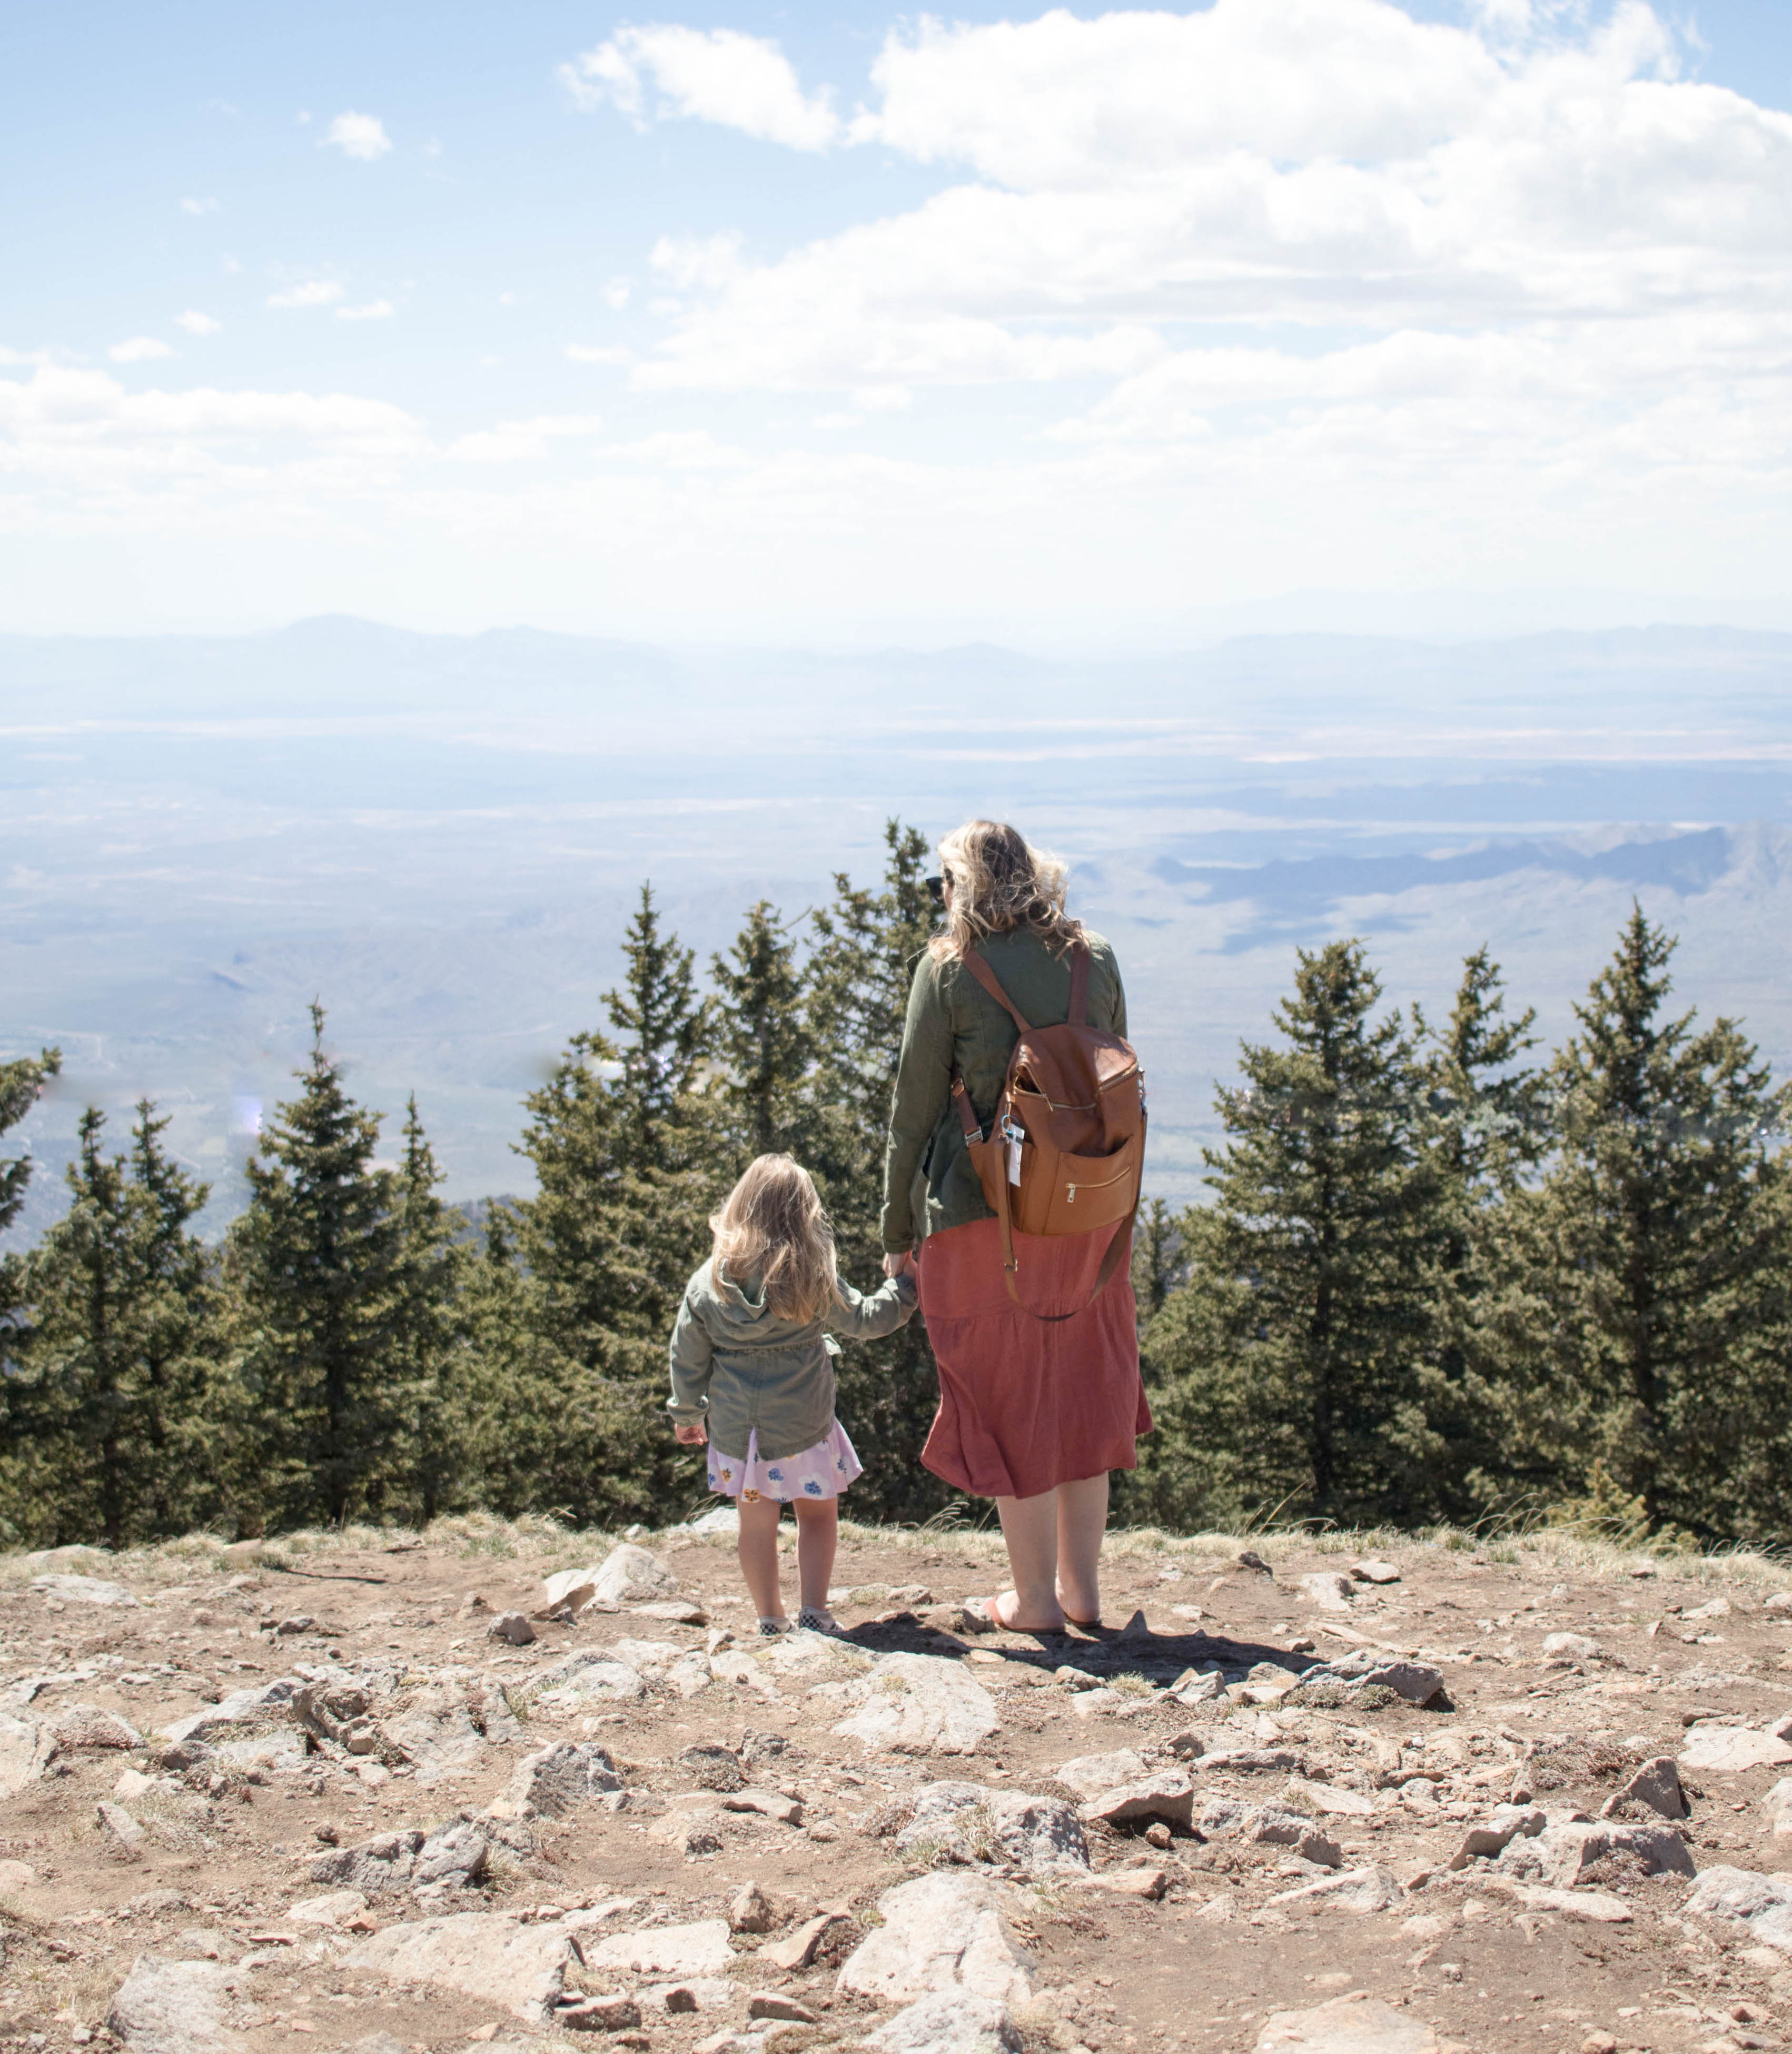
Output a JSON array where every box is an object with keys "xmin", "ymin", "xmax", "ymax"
[{"xmin": 4, "ymin": 1519, "xmax": 1792, "ymax": 2054}]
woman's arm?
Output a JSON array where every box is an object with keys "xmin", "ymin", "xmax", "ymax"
[
  {"xmin": 879, "ymin": 954, "xmax": 954, "ymax": 1253},
  {"xmin": 666, "ymin": 1291, "xmax": 715, "ymax": 1436},
  {"xmin": 833, "ymin": 1272, "xmax": 920, "ymax": 1339}
]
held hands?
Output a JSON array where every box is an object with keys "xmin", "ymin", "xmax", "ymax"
[
  {"xmin": 882, "ymin": 1251, "xmax": 918, "ymax": 1281},
  {"xmin": 674, "ymin": 1422, "xmax": 707, "ymax": 1445}
]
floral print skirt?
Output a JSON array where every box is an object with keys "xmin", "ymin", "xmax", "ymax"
[{"xmin": 706, "ymin": 1420, "xmax": 862, "ymax": 1504}]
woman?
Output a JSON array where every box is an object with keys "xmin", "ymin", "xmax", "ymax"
[{"xmin": 881, "ymin": 819, "xmax": 1151, "ymax": 1633}]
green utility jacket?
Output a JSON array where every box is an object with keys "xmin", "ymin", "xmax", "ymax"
[
  {"xmin": 667, "ymin": 1258, "xmax": 918, "ymax": 1462},
  {"xmin": 880, "ymin": 928, "xmax": 1127, "ymax": 1254}
]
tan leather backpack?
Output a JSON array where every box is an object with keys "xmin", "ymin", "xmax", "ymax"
[{"xmin": 948, "ymin": 942, "xmax": 1146, "ymax": 1320}]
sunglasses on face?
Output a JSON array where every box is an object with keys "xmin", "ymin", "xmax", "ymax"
[{"xmin": 925, "ymin": 875, "xmax": 946, "ymax": 906}]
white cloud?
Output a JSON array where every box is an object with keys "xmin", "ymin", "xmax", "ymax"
[
  {"xmin": 268, "ymin": 280, "xmax": 345, "ymax": 310},
  {"xmin": 336, "ymin": 300, "xmax": 395, "ymax": 321},
  {"xmin": 180, "ymin": 196, "xmax": 220, "ymax": 216},
  {"xmin": 566, "ymin": 344, "xmax": 633, "ymax": 365},
  {"xmin": 175, "ymin": 311, "xmax": 222, "ymax": 336},
  {"xmin": 446, "ymin": 413, "xmax": 607, "ymax": 463},
  {"xmin": 561, "ymin": 26, "xmax": 838, "ymax": 150},
  {"xmin": 605, "ymin": 279, "xmax": 631, "ymax": 311},
  {"xmin": 108, "ymin": 336, "xmax": 174, "ymax": 363},
  {"xmin": 321, "ymin": 111, "xmax": 393, "ymax": 161},
  {"xmin": 588, "ymin": 0, "xmax": 1792, "ymax": 408}
]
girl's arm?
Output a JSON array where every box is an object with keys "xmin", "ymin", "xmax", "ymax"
[
  {"xmin": 666, "ymin": 1291, "xmax": 715, "ymax": 1433},
  {"xmin": 880, "ymin": 954, "xmax": 953, "ymax": 1253},
  {"xmin": 831, "ymin": 1271, "xmax": 920, "ymax": 1339}
]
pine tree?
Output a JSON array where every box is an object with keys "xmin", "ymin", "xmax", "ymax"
[
  {"xmin": 1, "ymin": 1047, "xmax": 62, "ymax": 1381},
  {"xmin": 711, "ymin": 901, "xmax": 812, "ymax": 1164},
  {"xmin": 454, "ymin": 1212, "xmax": 677, "ymax": 1526},
  {"xmin": 228, "ymin": 1004, "xmax": 407, "ymax": 1530},
  {"xmin": 805, "ymin": 820, "xmax": 946, "ymax": 1522},
  {"xmin": 1, "ymin": 1045, "xmax": 61, "ymax": 1239},
  {"xmin": 1509, "ymin": 906, "xmax": 1791, "ymax": 1537},
  {"xmin": 0, "ymin": 1101, "xmax": 228, "ymax": 1548},
  {"xmin": 390, "ymin": 1097, "xmax": 470, "ymax": 1526},
  {"xmin": 1145, "ymin": 939, "xmax": 1442, "ymax": 1527},
  {"xmin": 513, "ymin": 886, "xmax": 724, "ymax": 1521},
  {"xmin": 1412, "ymin": 948, "xmax": 1548, "ymax": 1515}
]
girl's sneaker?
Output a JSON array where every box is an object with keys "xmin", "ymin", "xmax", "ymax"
[
  {"xmin": 795, "ymin": 1606, "xmax": 840, "ymax": 1635},
  {"xmin": 757, "ymin": 1616, "xmax": 793, "ymax": 1636}
]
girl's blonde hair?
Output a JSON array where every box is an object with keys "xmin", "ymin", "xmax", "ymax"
[
  {"xmin": 710, "ymin": 1154, "xmax": 838, "ymax": 1323},
  {"xmin": 929, "ymin": 819, "xmax": 1085, "ymax": 963}
]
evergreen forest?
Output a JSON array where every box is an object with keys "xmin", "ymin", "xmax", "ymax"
[{"xmin": 3, "ymin": 819, "xmax": 1788, "ymax": 1551}]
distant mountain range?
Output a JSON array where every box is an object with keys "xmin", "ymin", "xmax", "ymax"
[{"xmin": 4, "ymin": 619, "xmax": 1788, "ymax": 1245}]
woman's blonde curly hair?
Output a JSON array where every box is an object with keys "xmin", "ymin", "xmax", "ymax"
[{"xmin": 928, "ymin": 819, "xmax": 1086, "ymax": 963}]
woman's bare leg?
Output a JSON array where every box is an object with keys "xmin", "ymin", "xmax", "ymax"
[
  {"xmin": 735, "ymin": 1496, "xmax": 786, "ymax": 1619},
  {"xmin": 791, "ymin": 1497, "xmax": 839, "ymax": 1612},
  {"xmin": 993, "ymin": 1489, "xmax": 1069, "ymax": 1631},
  {"xmin": 1054, "ymin": 1473, "xmax": 1109, "ymax": 1623}
]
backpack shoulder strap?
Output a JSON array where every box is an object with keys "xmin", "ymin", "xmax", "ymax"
[
  {"xmin": 959, "ymin": 948, "xmax": 1033, "ymax": 1033},
  {"xmin": 1067, "ymin": 942, "xmax": 1091, "ymax": 1025}
]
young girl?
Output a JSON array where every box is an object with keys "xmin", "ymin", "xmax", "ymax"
[{"xmin": 668, "ymin": 1154, "xmax": 917, "ymax": 1634}]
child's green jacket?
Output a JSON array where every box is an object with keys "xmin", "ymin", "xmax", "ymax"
[{"xmin": 667, "ymin": 1259, "xmax": 918, "ymax": 1463}]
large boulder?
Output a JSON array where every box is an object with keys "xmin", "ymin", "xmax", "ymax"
[
  {"xmin": 344, "ymin": 1912, "xmax": 581, "ymax": 2023},
  {"xmin": 834, "ymin": 1653, "xmax": 1000, "ymax": 1757},
  {"xmin": 837, "ymin": 1873, "xmax": 1037, "ymax": 2009}
]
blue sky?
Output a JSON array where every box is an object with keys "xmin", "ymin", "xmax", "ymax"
[{"xmin": 4, "ymin": 0, "xmax": 1791, "ymax": 643}]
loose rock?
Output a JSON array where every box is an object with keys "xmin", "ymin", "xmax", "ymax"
[
  {"xmin": 837, "ymin": 1872, "xmax": 1037, "ymax": 2008},
  {"xmin": 834, "ymin": 1652, "xmax": 1000, "ymax": 1757},
  {"xmin": 1255, "ymin": 1991, "xmax": 1437, "ymax": 2054},
  {"xmin": 1679, "ymin": 1725, "xmax": 1792, "ymax": 1773},
  {"xmin": 345, "ymin": 1911, "xmax": 581, "ymax": 2022},
  {"xmin": 1685, "ymin": 1867, "xmax": 1792, "ymax": 1954},
  {"xmin": 866, "ymin": 1994, "xmax": 1021, "ymax": 2054},
  {"xmin": 494, "ymin": 1741, "xmax": 623, "ymax": 1819},
  {"xmin": 728, "ymin": 1881, "xmax": 776, "ymax": 1934},
  {"xmin": 1265, "ymin": 1866, "xmax": 1403, "ymax": 1913},
  {"xmin": 486, "ymin": 1613, "xmax": 536, "ymax": 1646},
  {"xmin": 583, "ymin": 1920, "xmax": 734, "ymax": 1979},
  {"xmin": 0, "ymin": 1712, "xmax": 57, "ymax": 1797},
  {"xmin": 1077, "ymin": 1771, "xmax": 1194, "ymax": 1832},
  {"xmin": 107, "ymin": 1955, "xmax": 251, "ymax": 2054},
  {"xmin": 1599, "ymin": 1756, "xmax": 1686, "ymax": 1821}
]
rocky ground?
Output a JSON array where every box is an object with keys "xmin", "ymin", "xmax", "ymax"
[{"xmin": 6, "ymin": 1517, "xmax": 1792, "ymax": 2054}]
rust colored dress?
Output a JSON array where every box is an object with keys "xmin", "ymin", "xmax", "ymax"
[{"xmin": 917, "ymin": 1215, "xmax": 1152, "ymax": 1500}]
